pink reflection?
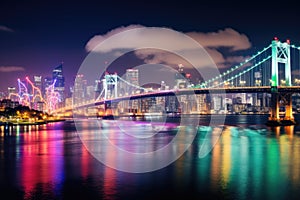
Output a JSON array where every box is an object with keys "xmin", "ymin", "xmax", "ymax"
[
  {"xmin": 81, "ymin": 145, "xmax": 90, "ymax": 179},
  {"xmin": 103, "ymin": 128, "xmax": 117, "ymax": 199},
  {"xmin": 103, "ymin": 164, "xmax": 117, "ymax": 199},
  {"xmin": 20, "ymin": 130, "xmax": 64, "ymax": 198}
]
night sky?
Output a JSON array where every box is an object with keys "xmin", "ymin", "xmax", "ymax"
[{"xmin": 1, "ymin": 0, "xmax": 300, "ymax": 93}]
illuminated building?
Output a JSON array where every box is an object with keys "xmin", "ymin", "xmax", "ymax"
[
  {"xmin": 0, "ymin": 92, "xmax": 5, "ymax": 101},
  {"xmin": 94, "ymin": 79, "xmax": 102, "ymax": 99},
  {"xmin": 8, "ymin": 87, "xmax": 18, "ymax": 101},
  {"xmin": 73, "ymin": 74, "xmax": 85, "ymax": 104},
  {"xmin": 165, "ymin": 96, "xmax": 180, "ymax": 113},
  {"xmin": 125, "ymin": 69, "xmax": 139, "ymax": 112},
  {"xmin": 86, "ymin": 85, "xmax": 95, "ymax": 101},
  {"xmin": 34, "ymin": 76, "xmax": 42, "ymax": 94},
  {"xmin": 0, "ymin": 99, "xmax": 19, "ymax": 109},
  {"xmin": 43, "ymin": 77, "xmax": 53, "ymax": 96},
  {"xmin": 33, "ymin": 75, "xmax": 44, "ymax": 110},
  {"xmin": 52, "ymin": 63, "xmax": 65, "ymax": 107},
  {"xmin": 125, "ymin": 69, "xmax": 139, "ymax": 94}
]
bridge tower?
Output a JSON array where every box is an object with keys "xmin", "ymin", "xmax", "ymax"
[
  {"xmin": 101, "ymin": 73, "xmax": 119, "ymax": 117},
  {"xmin": 268, "ymin": 38, "xmax": 295, "ymax": 125},
  {"xmin": 103, "ymin": 73, "xmax": 118, "ymax": 99},
  {"xmin": 271, "ymin": 37, "xmax": 291, "ymax": 87}
]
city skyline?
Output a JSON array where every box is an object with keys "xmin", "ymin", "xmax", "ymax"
[{"xmin": 1, "ymin": 0, "xmax": 300, "ymax": 92}]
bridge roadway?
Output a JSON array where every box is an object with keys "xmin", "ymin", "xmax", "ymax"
[{"xmin": 63, "ymin": 86, "xmax": 300, "ymax": 112}]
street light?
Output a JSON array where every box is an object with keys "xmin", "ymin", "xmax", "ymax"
[
  {"xmin": 280, "ymin": 79, "xmax": 286, "ymax": 86},
  {"xmin": 224, "ymin": 81, "xmax": 229, "ymax": 88},
  {"xmin": 255, "ymin": 80, "xmax": 261, "ymax": 86},
  {"xmin": 240, "ymin": 80, "xmax": 246, "ymax": 87}
]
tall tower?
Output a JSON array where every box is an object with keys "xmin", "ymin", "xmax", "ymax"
[
  {"xmin": 125, "ymin": 69, "xmax": 139, "ymax": 94},
  {"xmin": 43, "ymin": 77, "xmax": 53, "ymax": 96},
  {"xmin": 34, "ymin": 76, "xmax": 42, "ymax": 94},
  {"xmin": 52, "ymin": 63, "xmax": 65, "ymax": 106},
  {"xmin": 73, "ymin": 74, "xmax": 85, "ymax": 104},
  {"xmin": 33, "ymin": 75, "xmax": 43, "ymax": 110},
  {"xmin": 8, "ymin": 87, "xmax": 18, "ymax": 101}
]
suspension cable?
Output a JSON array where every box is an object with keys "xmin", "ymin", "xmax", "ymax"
[{"xmin": 201, "ymin": 44, "xmax": 272, "ymax": 87}]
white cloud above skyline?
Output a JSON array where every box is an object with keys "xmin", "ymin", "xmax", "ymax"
[
  {"xmin": 0, "ymin": 66, "xmax": 25, "ymax": 72},
  {"xmin": 85, "ymin": 25, "xmax": 252, "ymax": 69},
  {"xmin": 0, "ymin": 25, "xmax": 14, "ymax": 32}
]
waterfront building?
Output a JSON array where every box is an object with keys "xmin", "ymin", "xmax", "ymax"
[
  {"xmin": 73, "ymin": 74, "xmax": 85, "ymax": 104},
  {"xmin": 8, "ymin": 87, "xmax": 18, "ymax": 101},
  {"xmin": 52, "ymin": 63, "xmax": 65, "ymax": 107}
]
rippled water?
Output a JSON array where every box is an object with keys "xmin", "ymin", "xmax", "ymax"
[{"xmin": 1, "ymin": 114, "xmax": 300, "ymax": 199}]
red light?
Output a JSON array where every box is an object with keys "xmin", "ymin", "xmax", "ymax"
[
  {"xmin": 186, "ymin": 73, "xmax": 191, "ymax": 78},
  {"xmin": 286, "ymin": 39, "xmax": 290, "ymax": 44},
  {"xmin": 274, "ymin": 37, "xmax": 278, "ymax": 41}
]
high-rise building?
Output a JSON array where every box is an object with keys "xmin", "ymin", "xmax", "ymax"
[
  {"xmin": 0, "ymin": 92, "xmax": 5, "ymax": 101},
  {"xmin": 86, "ymin": 85, "xmax": 95, "ymax": 101},
  {"xmin": 52, "ymin": 63, "xmax": 65, "ymax": 106},
  {"xmin": 94, "ymin": 79, "xmax": 102, "ymax": 99},
  {"xmin": 73, "ymin": 74, "xmax": 85, "ymax": 104},
  {"xmin": 125, "ymin": 69, "xmax": 139, "ymax": 94},
  {"xmin": 32, "ymin": 75, "xmax": 43, "ymax": 111},
  {"xmin": 34, "ymin": 76, "xmax": 42, "ymax": 93},
  {"xmin": 8, "ymin": 87, "xmax": 18, "ymax": 101},
  {"xmin": 43, "ymin": 77, "xmax": 53, "ymax": 94}
]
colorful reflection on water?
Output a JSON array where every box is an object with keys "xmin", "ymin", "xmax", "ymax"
[{"xmin": 1, "ymin": 115, "xmax": 300, "ymax": 199}]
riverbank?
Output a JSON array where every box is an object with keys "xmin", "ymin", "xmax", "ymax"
[{"xmin": 0, "ymin": 118, "xmax": 66, "ymax": 126}]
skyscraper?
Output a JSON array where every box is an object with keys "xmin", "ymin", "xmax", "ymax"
[
  {"xmin": 33, "ymin": 75, "xmax": 43, "ymax": 111},
  {"xmin": 125, "ymin": 69, "xmax": 139, "ymax": 112},
  {"xmin": 52, "ymin": 63, "xmax": 65, "ymax": 106},
  {"xmin": 125, "ymin": 69, "xmax": 139, "ymax": 94},
  {"xmin": 34, "ymin": 76, "xmax": 42, "ymax": 93},
  {"xmin": 8, "ymin": 87, "xmax": 18, "ymax": 101},
  {"xmin": 73, "ymin": 74, "xmax": 85, "ymax": 104},
  {"xmin": 43, "ymin": 77, "xmax": 53, "ymax": 95}
]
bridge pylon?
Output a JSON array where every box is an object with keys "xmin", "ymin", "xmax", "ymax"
[
  {"xmin": 267, "ymin": 38, "xmax": 296, "ymax": 126},
  {"xmin": 103, "ymin": 73, "xmax": 118, "ymax": 99}
]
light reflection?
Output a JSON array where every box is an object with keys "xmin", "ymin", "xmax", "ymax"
[
  {"xmin": 2, "ymin": 116, "xmax": 300, "ymax": 199},
  {"xmin": 81, "ymin": 145, "xmax": 90, "ymax": 179},
  {"xmin": 220, "ymin": 128, "xmax": 231, "ymax": 188},
  {"xmin": 285, "ymin": 126, "xmax": 294, "ymax": 140},
  {"xmin": 20, "ymin": 128, "xmax": 64, "ymax": 199},
  {"xmin": 103, "ymin": 165, "xmax": 117, "ymax": 200},
  {"xmin": 207, "ymin": 124, "xmax": 300, "ymax": 199},
  {"xmin": 210, "ymin": 129, "xmax": 221, "ymax": 191}
]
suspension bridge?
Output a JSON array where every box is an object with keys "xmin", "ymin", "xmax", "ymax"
[{"xmin": 12, "ymin": 38, "xmax": 300, "ymax": 126}]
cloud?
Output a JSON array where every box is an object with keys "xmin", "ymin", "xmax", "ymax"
[
  {"xmin": 85, "ymin": 24, "xmax": 144, "ymax": 52},
  {"xmin": 0, "ymin": 25, "xmax": 14, "ymax": 32},
  {"xmin": 186, "ymin": 28, "xmax": 251, "ymax": 51},
  {"xmin": 0, "ymin": 66, "xmax": 25, "ymax": 72},
  {"xmin": 85, "ymin": 25, "xmax": 252, "ymax": 69}
]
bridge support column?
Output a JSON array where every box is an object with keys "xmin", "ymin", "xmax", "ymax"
[
  {"xmin": 267, "ymin": 90, "xmax": 296, "ymax": 126},
  {"xmin": 268, "ymin": 92, "xmax": 280, "ymax": 122},
  {"xmin": 102, "ymin": 101, "xmax": 114, "ymax": 118},
  {"xmin": 284, "ymin": 93, "xmax": 294, "ymax": 121}
]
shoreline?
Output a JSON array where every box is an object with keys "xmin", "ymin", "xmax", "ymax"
[{"xmin": 0, "ymin": 119, "xmax": 66, "ymax": 126}]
